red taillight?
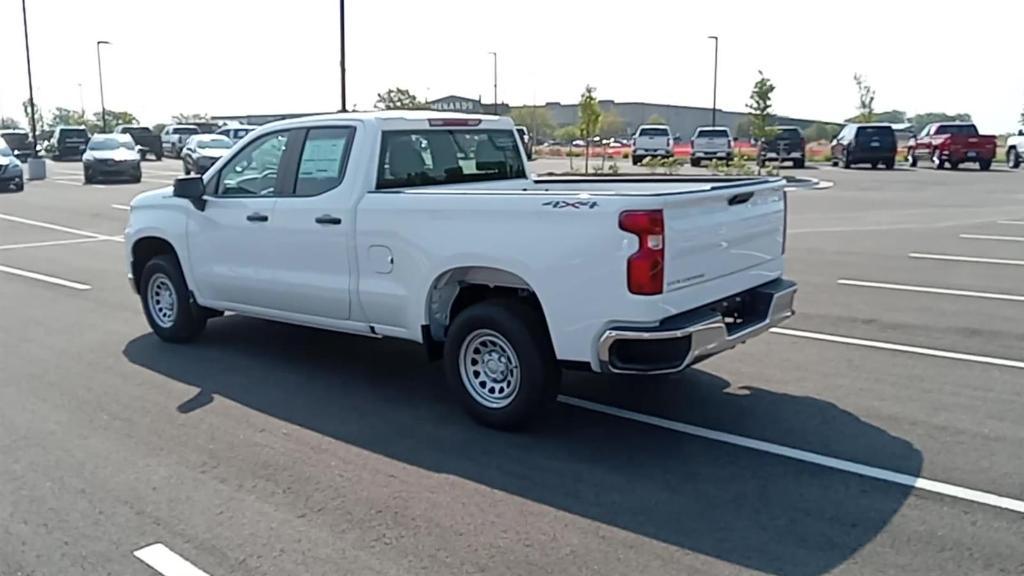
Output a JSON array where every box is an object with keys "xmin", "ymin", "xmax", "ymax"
[
  {"xmin": 428, "ymin": 118, "xmax": 482, "ymax": 127},
  {"xmin": 619, "ymin": 210, "xmax": 665, "ymax": 295}
]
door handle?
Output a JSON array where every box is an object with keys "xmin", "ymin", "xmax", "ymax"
[
  {"xmin": 246, "ymin": 212, "xmax": 269, "ymax": 222},
  {"xmin": 315, "ymin": 215, "xmax": 342, "ymax": 225},
  {"xmin": 728, "ymin": 192, "xmax": 754, "ymax": 206}
]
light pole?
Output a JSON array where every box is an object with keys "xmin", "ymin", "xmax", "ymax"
[
  {"xmin": 488, "ymin": 51, "xmax": 497, "ymax": 114},
  {"xmin": 339, "ymin": 0, "xmax": 346, "ymax": 111},
  {"xmin": 20, "ymin": 0, "xmax": 39, "ymax": 157},
  {"xmin": 707, "ymin": 35, "xmax": 719, "ymax": 127},
  {"xmin": 96, "ymin": 40, "xmax": 111, "ymax": 132},
  {"xmin": 78, "ymin": 83, "xmax": 85, "ymax": 118}
]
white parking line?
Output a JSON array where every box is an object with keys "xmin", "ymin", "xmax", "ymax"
[
  {"xmin": 997, "ymin": 220, "xmax": 1024, "ymax": 225},
  {"xmin": 770, "ymin": 327, "xmax": 1024, "ymax": 370},
  {"xmin": 111, "ymin": 204, "xmax": 131, "ymax": 211},
  {"xmin": 133, "ymin": 543, "xmax": 211, "ymax": 576},
  {"xmin": 559, "ymin": 395, "xmax": 1024, "ymax": 514},
  {"xmin": 0, "ymin": 264, "xmax": 91, "ymax": 290},
  {"xmin": 0, "ymin": 237, "xmax": 109, "ymax": 251},
  {"xmin": 959, "ymin": 234, "xmax": 1024, "ymax": 242},
  {"xmin": 0, "ymin": 213, "xmax": 124, "ymax": 242},
  {"xmin": 908, "ymin": 253, "xmax": 1024, "ymax": 267},
  {"xmin": 837, "ymin": 279, "xmax": 1024, "ymax": 303}
]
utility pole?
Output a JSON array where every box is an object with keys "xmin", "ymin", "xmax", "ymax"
[
  {"xmin": 78, "ymin": 83, "xmax": 85, "ymax": 118},
  {"xmin": 96, "ymin": 40, "xmax": 111, "ymax": 132},
  {"xmin": 339, "ymin": 0, "xmax": 347, "ymax": 111},
  {"xmin": 488, "ymin": 51, "xmax": 497, "ymax": 114},
  {"xmin": 21, "ymin": 0, "xmax": 39, "ymax": 155},
  {"xmin": 708, "ymin": 35, "xmax": 719, "ymax": 127}
]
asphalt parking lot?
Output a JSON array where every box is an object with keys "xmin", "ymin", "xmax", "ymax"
[{"xmin": 2, "ymin": 158, "xmax": 1023, "ymax": 575}]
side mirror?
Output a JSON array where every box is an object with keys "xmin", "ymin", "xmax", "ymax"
[{"xmin": 173, "ymin": 175, "xmax": 206, "ymax": 211}]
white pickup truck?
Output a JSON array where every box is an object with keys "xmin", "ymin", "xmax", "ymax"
[{"xmin": 125, "ymin": 111, "xmax": 796, "ymax": 429}]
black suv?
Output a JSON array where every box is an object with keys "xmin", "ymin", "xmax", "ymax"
[
  {"xmin": 51, "ymin": 126, "xmax": 91, "ymax": 161},
  {"xmin": 830, "ymin": 124, "xmax": 896, "ymax": 169}
]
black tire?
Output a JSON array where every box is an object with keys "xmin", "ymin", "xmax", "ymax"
[
  {"xmin": 932, "ymin": 152, "xmax": 945, "ymax": 170},
  {"xmin": 979, "ymin": 159, "xmax": 992, "ymax": 171},
  {"xmin": 183, "ymin": 160, "xmax": 191, "ymax": 175},
  {"xmin": 83, "ymin": 168, "xmax": 94, "ymax": 184},
  {"xmin": 156, "ymin": 152, "xmax": 164, "ymax": 161},
  {"xmin": 631, "ymin": 156, "xmax": 639, "ymax": 166},
  {"xmin": 950, "ymin": 162, "xmax": 960, "ymax": 170},
  {"xmin": 870, "ymin": 161, "xmax": 879, "ymax": 169},
  {"xmin": 1009, "ymin": 148, "xmax": 1021, "ymax": 169},
  {"xmin": 132, "ymin": 171, "xmax": 143, "ymax": 184},
  {"xmin": 793, "ymin": 158, "xmax": 805, "ymax": 169},
  {"xmin": 842, "ymin": 151, "xmax": 852, "ymax": 169},
  {"xmin": 13, "ymin": 181, "xmax": 24, "ymax": 192},
  {"xmin": 830, "ymin": 158, "xmax": 839, "ymax": 167},
  {"xmin": 907, "ymin": 149, "xmax": 918, "ymax": 167},
  {"xmin": 139, "ymin": 254, "xmax": 207, "ymax": 343},
  {"xmin": 884, "ymin": 159, "xmax": 895, "ymax": 170},
  {"xmin": 691, "ymin": 158, "xmax": 702, "ymax": 168},
  {"xmin": 443, "ymin": 299, "xmax": 560, "ymax": 430}
]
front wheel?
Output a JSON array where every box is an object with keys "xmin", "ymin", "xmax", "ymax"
[
  {"xmin": 444, "ymin": 299, "xmax": 559, "ymax": 429},
  {"xmin": 140, "ymin": 255, "xmax": 207, "ymax": 343},
  {"xmin": 907, "ymin": 148, "xmax": 918, "ymax": 167},
  {"xmin": 1009, "ymin": 148, "xmax": 1021, "ymax": 169}
]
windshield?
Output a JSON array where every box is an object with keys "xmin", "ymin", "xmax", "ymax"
[
  {"xmin": 856, "ymin": 126, "xmax": 895, "ymax": 143},
  {"xmin": 198, "ymin": 138, "xmax": 233, "ymax": 149},
  {"xmin": 59, "ymin": 129, "xmax": 89, "ymax": 141},
  {"xmin": 88, "ymin": 137, "xmax": 134, "ymax": 151},
  {"xmin": 377, "ymin": 129, "xmax": 526, "ymax": 189},
  {"xmin": 934, "ymin": 124, "xmax": 979, "ymax": 136},
  {"xmin": 123, "ymin": 128, "xmax": 152, "ymax": 137},
  {"xmin": 2, "ymin": 133, "xmax": 29, "ymax": 147},
  {"xmin": 174, "ymin": 127, "xmax": 200, "ymax": 135}
]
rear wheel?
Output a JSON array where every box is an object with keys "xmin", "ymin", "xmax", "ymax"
[
  {"xmin": 907, "ymin": 148, "xmax": 918, "ymax": 167},
  {"xmin": 792, "ymin": 158, "xmax": 805, "ymax": 169},
  {"xmin": 1009, "ymin": 148, "xmax": 1021, "ymax": 169},
  {"xmin": 139, "ymin": 255, "xmax": 207, "ymax": 343},
  {"xmin": 691, "ymin": 158, "xmax": 702, "ymax": 168},
  {"xmin": 842, "ymin": 150, "xmax": 852, "ymax": 169},
  {"xmin": 444, "ymin": 299, "xmax": 559, "ymax": 429},
  {"xmin": 979, "ymin": 159, "xmax": 992, "ymax": 171},
  {"xmin": 870, "ymin": 161, "xmax": 879, "ymax": 169},
  {"xmin": 932, "ymin": 151, "xmax": 945, "ymax": 170},
  {"xmin": 884, "ymin": 159, "xmax": 895, "ymax": 170}
]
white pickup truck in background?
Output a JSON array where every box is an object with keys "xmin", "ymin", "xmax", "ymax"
[
  {"xmin": 690, "ymin": 126, "xmax": 734, "ymax": 167},
  {"xmin": 630, "ymin": 124, "xmax": 674, "ymax": 165},
  {"xmin": 125, "ymin": 111, "xmax": 796, "ymax": 429}
]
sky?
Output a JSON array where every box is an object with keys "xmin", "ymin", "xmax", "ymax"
[{"xmin": 2, "ymin": 0, "xmax": 1022, "ymax": 132}]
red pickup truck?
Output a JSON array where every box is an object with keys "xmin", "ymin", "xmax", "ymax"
[{"xmin": 907, "ymin": 122, "xmax": 997, "ymax": 170}]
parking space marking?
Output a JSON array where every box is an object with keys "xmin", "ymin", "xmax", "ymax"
[
  {"xmin": 133, "ymin": 543, "xmax": 211, "ymax": 576},
  {"xmin": 908, "ymin": 253, "xmax": 1024, "ymax": 267},
  {"xmin": 0, "ymin": 213, "xmax": 124, "ymax": 242},
  {"xmin": 0, "ymin": 237, "xmax": 110, "ymax": 251},
  {"xmin": 770, "ymin": 327, "xmax": 1024, "ymax": 370},
  {"xmin": 960, "ymin": 234, "xmax": 1024, "ymax": 242},
  {"xmin": 997, "ymin": 220, "xmax": 1024, "ymax": 225},
  {"xmin": 0, "ymin": 264, "xmax": 91, "ymax": 290},
  {"xmin": 111, "ymin": 204, "xmax": 131, "ymax": 211},
  {"xmin": 559, "ymin": 395, "xmax": 1024, "ymax": 514},
  {"xmin": 837, "ymin": 279, "xmax": 1024, "ymax": 302}
]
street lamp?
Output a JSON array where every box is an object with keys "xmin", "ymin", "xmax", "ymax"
[
  {"xmin": 488, "ymin": 51, "xmax": 497, "ymax": 114},
  {"xmin": 707, "ymin": 36, "xmax": 719, "ymax": 127},
  {"xmin": 96, "ymin": 40, "xmax": 111, "ymax": 132},
  {"xmin": 20, "ymin": 0, "xmax": 39, "ymax": 157},
  {"xmin": 339, "ymin": 0, "xmax": 346, "ymax": 111}
]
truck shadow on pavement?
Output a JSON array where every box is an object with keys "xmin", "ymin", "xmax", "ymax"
[{"xmin": 124, "ymin": 316, "xmax": 922, "ymax": 576}]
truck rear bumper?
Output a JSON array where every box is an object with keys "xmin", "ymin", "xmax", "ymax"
[
  {"xmin": 597, "ymin": 278, "xmax": 796, "ymax": 374},
  {"xmin": 939, "ymin": 150, "xmax": 995, "ymax": 163}
]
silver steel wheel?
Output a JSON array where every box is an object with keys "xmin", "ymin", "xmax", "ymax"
[
  {"xmin": 146, "ymin": 273, "xmax": 178, "ymax": 329},
  {"xmin": 459, "ymin": 329, "xmax": 521, "ymax": 409}
]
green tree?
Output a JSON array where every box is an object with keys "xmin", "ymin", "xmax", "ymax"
[
  {"xmin": 599, "ymin": 109, "xmax": 625, "ymax": 137},
  {"xmin": 172, "ymin": 112, "xmax": 209, "ymax": 124},
  {"xmin": 89, "ymin": 109, "xmax": 138, "ymax": 133},
  {"xmin": 853, "ymin": 73, "xmax": 876, "ymax": 123},
  {"xmin": 554, "ymin": 125, "xmax": 579, "ymax": 143},
  {"xmin": 907, "ymin": 112, "xmax": 972, "ymax": 134},
  {"xmin": 735, "ymin": 118, "xmax": 752, "ymax": 139},
  {"xmin": 509, "ymin": 107, "xmax": 555, "ymax": 140},
  {"xmin": 374, "ymin": 87, "xmax": 422, "ymax": 110},
  {"xmin": 845, "ymin": 109, "xmax": 906, "ymax": 124},
  {"xmin": 646, "ymin": 113, "xmax": 667, "ymax": 125},
  {"xmin": 747, "ymin": 71, "xmax": 778, "ymax": 174},
  {"xmin": 0, "ymin": 116, "xmax": 22, "ymax": 129},
  {"xmin": 577, "ymin": 84, "xmax": 602, "ymax": 174},
  {"xmin": 804, "ymin": 122, "xmax": 839, "ymax": 142},
  {"xmin": 49, "ymin": 107, "xmax": 88, "ymax": 128},
  {"xmin": 22, "ymin": 99, "xmax": 45, "ymax": 132}
]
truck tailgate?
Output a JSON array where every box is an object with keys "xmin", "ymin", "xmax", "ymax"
[{"xmin": 662, "ymin": 183, "xmax": 784, "ymax": 293}]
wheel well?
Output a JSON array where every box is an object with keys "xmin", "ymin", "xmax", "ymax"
[
  {"xmin": 131, "ymin": 237, "xmax": 178, "ymax": 292},
  {"xmin": 423, "ymin": 267, "xmax": 548, "ymax": 360}
]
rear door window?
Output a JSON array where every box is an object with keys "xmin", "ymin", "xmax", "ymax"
[
  {"xmin": 639, "ymin": 127, "xmax": 671, "ymax": 137},
  {"xmin": 293, "ymin": 127, "xmax": 355, "ymax": 197},
  {"xmin": 855, "ymin": 126, "xmax": 895, "ymax": 145},
  {"xmin": 933, "ymin": 124, "xmax": 979, "ymax": 136},
  {"xmin": 696, "ymin": 129, "xmax": 730, "ymax": 139},
  {"xmin": 377, "ymin": 129, "xmax": 526, "ymax": 190}
]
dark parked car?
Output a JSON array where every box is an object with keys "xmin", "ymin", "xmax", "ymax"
[
  {"xmin": 830, "ymin": 124, "xmax": 896, "ymax": 169},
  {"xmin": 114, "ymin": 125, "xmax": 163, "ymax": 160},
  {"xmin": 0, "ymin": 129, "xmax": 35, "ymax": 162},
  {"xmin": 0, "ymin": 141, "xmax": 25, "ymax": 191},
  {"xmin": 82, "ymin": 134, "xmax": 142, "ymax": 183},
  {"xmin": 181, "ymin": 134, "xmax": 233, "ymax": 175},
  {"xmin": 50, "ymin": 126, "xmax": 91, "ymax": 161},
  {"xmin": 758, "ymin": 126, "xmax": 806, "ymax": 168}
]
